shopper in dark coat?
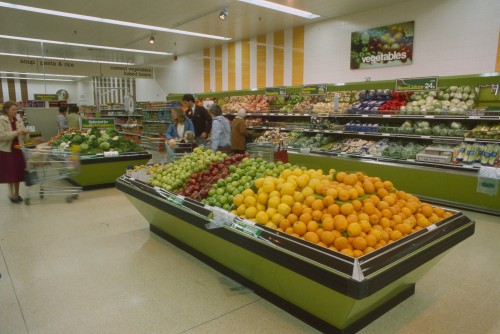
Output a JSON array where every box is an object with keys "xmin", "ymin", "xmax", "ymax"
[
  {"xmin": 231, "ymin": 108, "xmax": 249, "ymax": 154},
  {"xmin": 182, "ymin": 94, "xmax": 212, "ymax": 146},
  {"xmin": 0, "ymin": 101, "xmax": 29, "ymax": 203}
]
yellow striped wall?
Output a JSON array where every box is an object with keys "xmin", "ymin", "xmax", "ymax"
[
  {"xmin": 203, "ymin": 27, "xmax": 304, "ymax": 92},
  {"xmin": 496, "ymin": 31, "xmax": 500, "ymax": 72}
]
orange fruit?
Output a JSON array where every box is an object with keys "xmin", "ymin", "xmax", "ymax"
[
  {"xmin": 352, "ymin": 250, "xmax": 364, "ymax": 258},
  {"xmin": 291, "ymin": 202, "xmax": 303, "ymax": 216},
  {"xmin": 390, "ymin": 230, "xmax": 403, "ymax": 241},
  {"xmin": 287, "ymin": 213, "xmax": 298, "ymax": 224},
  {"xmin": 311, "ymin": 199, "xmax": 325, "ymax": 211},
  {"xmin": 317, "ymin": 241, "xmax": 328, "ymax": 248},
  {"xmin": 285, "ymin": 227, "xmax": 294, "ymax": 234},
  {"xmin": 299, "ymin": 212, "xmax": 312, "ymax": 224},
  {"xmin": 334, "ymin": 236, "xmax": 349, "ymax": 250},
  {"xmin": 369, "ymin": 214, "xmax": 380, "ymax": 225},
  {"xmin": 304, "ymin": 195, "xmax": 316, "ymax": 207},
  {"xmin": 304, "ymin": 231, "xmax": 320, "ymax": 244},
  {"xmin": 377, "ymin": 201, "xmax": 390, "ymax": 211},
  {"xmin": 419, "ymin": 204, "xmax": 434, "ymax": 218},
  {"xmin": 363, "ymin": 201, "xmax": 376, "ymax": 215},
  {"xmin": 337, "ymin": 189, "xmax": 350, "ymax": 201},
  {"xmin": 325, "ymin": 188, "xmax": 338, "ymax": 199},
  {"xmin": 381, "ymin": 209, "xmax": 393, "ymax": 219},
  {"xmin": 327, "ymin": 204, "xmax": 340, "ymax": 216},
  {"xmin": 374, "ymin": 181, "xmax": 384, "ymax": 190},
  {"xmin": 365, "ymin": 234, "xmax": 377, "ymax": 247},
  {"xmin": 433, "ymin": 207, "xmax": 445, "ymax": 217},
  {"xmin": 320, "ymin": 231, "xmax": 335, "ymax": 246},
  {"xmin": 359, "ymin": 220, "xmax": 372, "ymax": 233},
  {"xmin": 334, "ymin": 215, "xmax": 348, "ymax": 232},
  {"xmin": 363, "ymin": 247, "xmax": 375, "ymax": 255},
  {"xmin": 302, "ymin": 207, "xmax": 313, "ymax": 215},
  {"xmin": 348, "ymin": 188, "xmax": 359, "ymax": 200},
  {"xmin": 307, "ymin": 221, "xmax": 320, "ymax": 232},
  {"xmin": 340, "ymin": 248, "xmax": 354, "ymax": 257},
  {"xmin": 352, "ymin": 236, "xmax": 367, "ymax": 250},
  {"xmin": 322, "ymin": 217, "xmax": 335, "ymax": 231},
  {"xmin": 343, "ymin": 173, "xmax": 358, "ymax": 186},
  {"xmin": 363, "ymin": 181, "xmax": 376, "ymax": 194},
  {"xmin": 347, "ymin": 222, "xmax": 362, "ymax": 237},
  {"xmin": 340, "ymin": 203, "xmax": 354, "ymax": 216},
  {"xmin": 352, "ymin": 200, "xmax": 363, "ymax": 212},
  {"xmin": 293, "ymin": 221, "xmax": 307, "ymax": 236},
  {"xmin": 346, "ymin": 213, "xmax": 358, "ymax": 224},
  {"xmin": 336, "ymin": 171, "xmax": 347, "ymax": 183},
  {"xmin": 311, "ymin": 210, "xmax": 322, "ymax": 222},
  {"xmin": 280, "ymin": 219, "xmax": 292, "ymax": 231},
  {"xmin": 323, "ymin": 195, "xmax": 335, "ymax": 207},
  {"xmin": 383, "ymin": 180, "xmax": 394, "ymax": 190}
]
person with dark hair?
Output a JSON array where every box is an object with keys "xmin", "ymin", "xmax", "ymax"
[
  {"xmin": 208, "ymin": 104, "xmax": 231, "ymax": 152},
  {"xmin": 0, "ymin": 101, "xmax": 29, "ymax": 203},
  {"xmin": 57, "ymin": 105, "xmax": 68, "ymax": 133},
  {"xmin": 182, "ymin": 94, "xmax": 211, "ymax": 146},
  {"xmin": 67, "ymin": 105, "xmax": 81, "ymax": 130}
]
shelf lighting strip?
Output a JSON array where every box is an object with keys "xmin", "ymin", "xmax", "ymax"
[
  {"xmin": 238, "ymin": 0, "xmax": 320, "ymax": 19},
  {"xmin": 0, "ymin": 35, "xmax": 172, "ymax": 55},
  {"xmin": 0, "ymin": 2, "xmax": 231, "ymax": 41},
  {"xmin": 0, "ymin": 52, "xmax": 134, "ymax": 65},
  {"xmin": 0, "ymin": 71, "xmax": 86, "ymax": 78}
]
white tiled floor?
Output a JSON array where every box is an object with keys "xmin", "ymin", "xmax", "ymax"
[{"xmin": 1, "ymin": 182, "xmax": 499, "ymax": 334}]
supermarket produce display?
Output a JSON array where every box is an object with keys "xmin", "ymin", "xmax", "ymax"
[
  {"xmin": 117, "ymin": 147, "xmax": 474, "ymax": 333},
  {"xmin": 47, "ymin": 128, "xmax": 151, "ymax": 189}
]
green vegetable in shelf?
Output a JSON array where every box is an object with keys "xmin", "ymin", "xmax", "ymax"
[
  {"xmin": 71, "ymin": 134, "xmax": 84, "ymax": 144},
  {"xmin": 99, "ymin": 142, "xmax": 111, "ymax": 150},
  {"xmin": 79, "ymin": 143, "xmax": 89, "ymax": 152}
]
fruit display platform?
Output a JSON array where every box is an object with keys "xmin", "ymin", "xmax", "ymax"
[
  {"xmin": 116, "ymin": 175, "xmax": 474, "ymax": 334},
  {"xmin": 67, "ymin": 152, "xmax": 152, "ymax": 190}
]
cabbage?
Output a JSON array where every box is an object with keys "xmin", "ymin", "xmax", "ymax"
[
  {"xmin": 428, "ymin": 91, "xmax": 437, "ymax": 97},
  {"xmin": 99, "ymin": 142, "xmax": 111, "ymax": 150},
  {"xmin": 451, "ymin": 122, "xmax": 462, "ymax": 129},
  {"xmin": 417, "ymin": 99, "xmax": 426, "ymax": 106},
  {"xmin": 451, "ymin": 99, "xmax": 461, "ymax": 105},
  {"xmin": 456, "ymin": 87, "xmax": 463, "ymax": 94},
  {"xmin": 442, "ymin": 100, "xmax": 451, "ymax": 107},
  {"xmin": 412, "ymin": 101, "xmax": 418, "ymax": 106},
  {"xmin": 455, "ymin": 93, "xmax": 463, "ymax": 100},
  {"xmin": 468, "ymin": 93, "xmax": 476, "ymax": 100},
  {"xmin": 432, "ymin": 126, "xmax": 443, "ymax": 135},
  {"xmin": 426, "ymin": 105, "xmax": 435, "ymax": 112},
  {"xmin": 462, "ymin": 93, "xmax": 469, "ymax": 101},
  {"xmin": 449, "ymin": 86, "xmax": 458, "ymax": 92},
  {"xmin": 442, "ymin": 93, "xmax": 450, "ymax": 100},
  {"xmin": 466, "ymin": 100, "xmax": 475, "ymax": 107},
  {"xmin": 463, "ymin": 86, "xmax": 472, "ymax": 94}
]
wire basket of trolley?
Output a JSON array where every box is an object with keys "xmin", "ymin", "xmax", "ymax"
[{"xmin": 20, "ymin": 143, "xmax": 82, "ymax": 205}]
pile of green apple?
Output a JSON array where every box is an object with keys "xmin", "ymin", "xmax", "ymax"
[
  {"xmin": 147, "ymin": 147, "xmax": 227, "ymax": 192},
  {"xmin": 202, "ymin": 159, "xmax": 298, "ymax": 210}
]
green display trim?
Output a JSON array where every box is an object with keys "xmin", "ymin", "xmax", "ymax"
[{"xmin": 167, "ymin": 73, "xmax": 500, "ymax": 100}]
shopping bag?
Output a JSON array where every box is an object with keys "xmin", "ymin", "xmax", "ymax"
[
  {"xmin": 24, "ymin": 170, "xmax": 37, "ymax": 186},
  {"xmin": 274, "ymin": 141, "xmax": 289, "ymax": 163}
]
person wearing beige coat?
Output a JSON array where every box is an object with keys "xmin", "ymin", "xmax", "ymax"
[{"xmin": 0, "ymin": 101, "xmax": 29, "ymax": 203}]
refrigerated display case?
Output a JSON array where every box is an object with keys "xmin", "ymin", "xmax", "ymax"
[{"xmin": 116, "ymin": 175, "xmax": 474, "ymax": 334}]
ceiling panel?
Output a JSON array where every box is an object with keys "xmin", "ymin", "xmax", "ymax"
[{"xmin": 0, "ymin": 0, "xmax": 411, "ymax": 66}]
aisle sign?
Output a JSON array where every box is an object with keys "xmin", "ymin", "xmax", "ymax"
[
  {"xmin": 301, "ymin": 85, "xmax": 327, "ymax": 95},
  {"xmin": 395, "ymin": 76, "xmax": 439, "ymax": 92},
  {"xmin": 34, "ymin": 94, "xmax": 59, "ymax": 101},
  {"xmin": 265, "ymin": 87, "xmax": 286, "ymax": 96},
  {"xmin": 99, "ymin": 65, "xmax": 154, "ymax": 79},
  {"xmin": 81, "ymin": 118, "xmax": 115, "ymax": 129}
]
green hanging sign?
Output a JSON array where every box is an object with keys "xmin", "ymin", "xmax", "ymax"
[
  {"xmin": 301, "ymin": 85, "xmax": 327, "ymax": 95},
  {"xmin": 81, "ymin": 118, "xmax": 115, "ymax": 129},
  {"xmin": 265, "ymin": 87, "xmax": 287, "ymax": 96},
  {"xmin": 395, "ymin": 76, "xmax": 439, "ymax": 92}
]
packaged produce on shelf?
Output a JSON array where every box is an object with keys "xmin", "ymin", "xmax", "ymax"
[
  {"xmin": 288, "ymin": 133, "xmax": 334, "ymax": 149},
  {"xmin": 382, "ymin": 142, "xmax": 425, "ymax": 160},
  {"xmin": 253, "ymin": 129, "xmax": 283, "ymax": 143},
  {"xmin": 222, "ymin": 95, "xmax": 273, "ymax": 113},
  {"xmin": 48, "ymin": 128, "xmax": 142, "ymax": 155},
  {"xmin": 400, "ymin": 86, "xmax": 478, "ymax": 115},
  {"xmin": 328, "ymin": 138, "xmax": 376, "ymax": 154},
  {"xmin": 344, "ymin": 122, "xmax": 379, "ymax": 133},
  {"xmin": 367, "ymin": 139, "xmax": 391, "ymax": 156},
  {"xmin": 455, "ymin": 143, "xmax": 499, "ymax": 166},
  {"xmin": 464, "ymin": 123, "xmax": 500, "ymax": 139},
  {"xmin": 312, "ymin": 102, "xmax": 335, "ymax": 113}
]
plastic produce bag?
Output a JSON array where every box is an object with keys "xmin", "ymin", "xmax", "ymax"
[{"xmin": 477, "ymin": 166, "xmax": 500, "ymax": 196}]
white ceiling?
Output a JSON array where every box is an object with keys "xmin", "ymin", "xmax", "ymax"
[{"xmin": 0, "ymin": 0, "xmax": 409, "ymax": 66}]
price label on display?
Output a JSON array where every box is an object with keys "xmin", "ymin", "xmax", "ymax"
[{"xmin": 395, "ymin": 76, "xmax": 439, "ymax": 92}]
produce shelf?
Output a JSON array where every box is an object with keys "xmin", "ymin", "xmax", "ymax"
[{"xmin": 116, "ymin": 175, "xmax": 475, "ymax": 334}]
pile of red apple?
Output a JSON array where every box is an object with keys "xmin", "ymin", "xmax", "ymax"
[{"xmin": 179, "ymin": 153, "xmax": 250, "ymax": 199}]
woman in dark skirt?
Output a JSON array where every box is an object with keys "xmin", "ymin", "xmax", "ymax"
[{"xmin": 0, "ymin": 101, "xmax": 29, "ymax": 203}]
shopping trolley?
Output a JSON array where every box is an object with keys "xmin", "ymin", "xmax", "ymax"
[
  {"xmin": 164, "ymin": 142, "xmax": 196, "ymax": 163},
  {"xmin": 21, "ymin": 145, "xmax": 82, "ymax": 205}
]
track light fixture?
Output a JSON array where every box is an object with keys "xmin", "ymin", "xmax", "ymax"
[
  {"xmin": 149, "ymin": 36, "xmax": 155, "ymax": 44},
  {"xmin": 219, "ymin": 8, "xmax": 228, "ymax": 20}
]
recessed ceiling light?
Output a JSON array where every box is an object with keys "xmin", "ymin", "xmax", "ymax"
[
  {"xmin": 0, "ymin": 34, "xmax": 171, "ymax": 55},
  {"xmin": 0, "ymin": 71, "xmax": 87, "ymax": 78},
  {"xmin": 238, "ymin": 0, "xmax": 320, "ymax": 19},
  {"xmin": 0, "ymin": 1, "xmax": 231, "ymax": 41},
  {"xmin": 0, "ymin": 52, "xmax": 134, "ymax": 65},
  {"xmin": 0, "ymin": 76, "xmax": 74, "ymax": 82},
  {"xmin": 149, "ymin": 36, "xmax": 155, "ymax": 44}
]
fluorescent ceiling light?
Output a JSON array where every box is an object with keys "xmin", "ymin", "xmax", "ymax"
[
  {"xmin": 0, "ymin": 34, "xmax": 171, "ymax": 55},
  {"xmin": 480, "ymin": 72, "xmax": 499, "ymax": 77},
  {"xmin": 0, "ymin": 76, "xmax": 73, "ymax": 82},
  {"xmin": 0, "ymin": 71, "xmax": 86, "ymax": 78},
  {"xmin": 0, "ymin": 1, "xmax": 231, "ymax": 41},
  {"xmin": 0, "ymin": 52, "xmax": 133, "ymax": 65},
  {"xmin": 238, "ymin": 0, "xmax": 320, "ymax": 19}
]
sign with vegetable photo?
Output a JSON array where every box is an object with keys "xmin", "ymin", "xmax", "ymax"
[{"xmin": 350, "ymin": 21, "xmax": 414, "ymax": 70}]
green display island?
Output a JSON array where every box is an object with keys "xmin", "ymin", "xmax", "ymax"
[
  {"xmin": 68, "ymin": 152, "xmax": 152, "ymax": 190},
  {"xmin": 287, "ymin": 152, "xmax": 500, "ymax": 215},
  {"xmin": 116, "ymin": 175, "xmax": 474, "ymax": 334}
]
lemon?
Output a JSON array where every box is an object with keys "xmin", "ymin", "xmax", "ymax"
[
  {"xmin": 233, "ymin": 194, "xmax": 244, "ymax": 207},
  {"xmin": 255, "ymin": 211, "xmax": 269, "ymax": 225},
  {"xmin": 245, "ymin": 206, "xmax": 257, "ymax": 219},
  {"xmin": 277, "ymin": 203, "xmax": 291, "ymax": 217},
  {"xmin": 280, "ymin": 194, "xmax": 294, "ymax": 206},
  {"xmin": 268, "ymin": 196, "xmax": 280, "ymax": 209}
]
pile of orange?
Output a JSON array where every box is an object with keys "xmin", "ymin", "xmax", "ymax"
[{"xmin": 232, "ymin": 168, "xmax": 452, "ymax": 258}]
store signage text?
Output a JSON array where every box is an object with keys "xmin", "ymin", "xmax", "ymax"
[
  {"xmin": 301, "ymin": 85, "xmax": 326, "ymax": 95},
  {"xmin": 81, "ymin": 119, "xmax": 115, "ymax": 129},
  {"xmin": 34, "ymin": 94, "xmax": 59, "ymax": 101},
  {"xmin": 265, "ymin": 87, "xmax": 286, "ymax": 96},
  {"xmin": 395, "ymin": 76, "xmax": 439, "ymax": 92}
]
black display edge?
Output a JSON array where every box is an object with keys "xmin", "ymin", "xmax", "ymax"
[
  {"xmin": 79, "ymin": 152, "xmax": 152, "ymax": 165},
  {"xmin": 116, "ymin": 177, "xmax": 475, "ymax": 300},
  {"xmin": 150, "ymin": 223, "xmax": 415, "ymax": 334}
]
